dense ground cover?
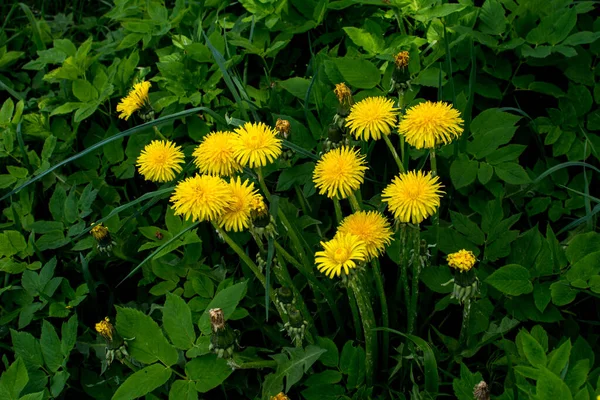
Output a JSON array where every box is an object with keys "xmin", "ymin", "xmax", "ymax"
[{"xmin": 1, "ymin": 0, "xmax": 600, "ymax": 399}]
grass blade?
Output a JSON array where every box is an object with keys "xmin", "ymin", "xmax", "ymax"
[
  {"xmin": 1, "ymin": 107, "xmax": 220, "ymax": 201},
  {"xmin": 117, "ymin": 222, "xmax": 200, "ymax": 286},
  {"xmin": 18, "ymin": 3, "xmax": 45, "ymax": 51}
]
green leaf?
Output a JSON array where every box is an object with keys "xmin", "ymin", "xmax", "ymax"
[
  {"xmin": 263, "ymin": 346, "xmax": 327, "ymax": 398},
  {"xmin": 566, "ymin": 251, "xmax": 600, "ymax": 283},
  {"xmin": 61, "ymin": 315, "xmax": 77, "ymax": 356},
  {"xmin": 111, "ymin": 364, "xmax": 172, "ymax": 400},
  {"xmin": 562, "ymin": 31, "xmax": 600, "ymax": 46},
  {"xmin": 278, "ymin": 78, "xmax": 315, "ymax": 103},
  {"xmin": 304, "ymin": 370, "xmax": 343, "ymax": 386},
  {"xmin": 485, "ymin": 264, "xmax": 533, "ymax": 296},
  {"xmin": 550, "ymin": 280, "xmax": 577, "ymax": 306},
  {"xmin": 478, "ymin": 162, "xmax": 494, "ymax": 184},
  {"xmin": 533, "ymin": 282, "xmax": 552, "ymax": 313},
  {"xmin": 450, "ymin": 159, "xmax": 478, "ymax": 189},
  {"xmin": 414, "ymin": 3, "xmax": 466, "ymax": 21},
  {"xmin": 276, "ymin": 162, "xmax": 315, "ymax": 192},
  {"xmin": 339, "ymin": 341, "xmax": 365, "ymax": 389},
  {"xmin": 169, "ymin": 380, "xmax": 198, "ymax": 400},
  {"xmin": 19, "ymin": 392, "xmax": 44, "ymax": 400},
  {"xmin": 343, "ymin": 27, "xmax": 384, "ymax": 54},
  {"xmin": 564, "ymin": 359, "xmax": 589, "ymax": 394},
  {"xmin": 495, "ymin": 163, "xmax": 531, "ymax": 184},
  {"xmin": 49, "ymin": 185, "xmax": 66, "ymax": 222},
  {"xmin": 450, "ymin": 211, "xmax": 485, "ymax": 245},
  {"xmin": 301, "ymin": 384, "xmax": 345, "ymax": 399},
  {"xmin": 485, "ymin": 144, "xmax": 527, "ymax": 165},
  {"xmin": 10, "ymin": 330, "xmax": 44, "ymax": 369},
  {"xmin": 0, "ymin": 358, "xmax": 28, "ymax": 400},
  {"xmin": 50, "ymin": 370, "xmax": 69, "ymax": 397},
  {"xmin": 163, "ymin": 293, "xmax": 195, "ymax": 350},
  {"xmin": 467, "ymin": 109, "xmax": 521, "ymax": 159},
  {"xmin": 565, "ymin": 233, "xmax": 600, "ymax": 264},
  {"xmin": 50, "ymin": 102, "xmax": 82, "ymax": 116},
  {"xmin": 115, "ymin": 306, "xmax": 178, "ymax": 366},
  {"xmin": 548, "ymin": 339, "xmax": 571, "ymax": 375},
  {"xmin": 40, "ymin": 320, "xmax": 63, "ymax": 373},
  {"xmin": 535, "ymin": 367, "xmax": 573, "ymax": 400},
  {"xmin": 315, "ymin": 337, "xmax": 338, "ymax": 368},
  {"xmin": 72, "ymin": 79, "xmax": 98, "ymax": 102},
  {"xmin": 0, "ymin": 98, "xmax": 15, "ymax": 125},
  {"xmin": 198, "ymin": 282, "xmax": 247, "ymax": 335},
  {"xmin": 479, "ymin": 0, "xmax": 506, "ymax": 35},
  {"xmin": 186, "ymin": 354, "xmax": 233, "ymax": 393},
  {"xmin": 452, "ymin": 363, "xmax": 483, "ymax": 400},
  {"xmin": 519, "ymin": 329, "xmax": 547, "ymax": 367},
  {"xmin": 333, "ymin": 58, "xmax": 380, "ymax": 89}
]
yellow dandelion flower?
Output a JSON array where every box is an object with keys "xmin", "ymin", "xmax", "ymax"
[
  {"xmin": 398, "ymin": 101, "xmax": 464, "ymax": 149},
  {"xmin": 232, "ymin": 122, "xmax": 282, "ymax": 168},
  {"xmin": 337, "ymin": 211, "xmax": 393, "ymax": 260},
  {"xmin": 136, "ymin": 140, "xmax": 185, "ymax": 182},
  {"xmin": 345, "ymin": 97, "xmax": 398, "ymax": 141},
  {"xmin": 116, "ymin": 81, "xmax": 151, "ymax": 120},
  {"xmin": 315, "ymin": 233, "xmax": 367, "ymax": 278},
  {"xmin": 95, "ymin": 317, "xmax": 114, "ymax": 341},
  {"xmin": 382, "ymin": 170, "xmax": 444, "ymax": 224},
  {"xmin": 192, "ymin": 131, "xmax": 242, "ymax": 176},
  {"xmin": 394, "ymin": 51, "xmax": 410, "ymax": 69},
  {"xmin": 447, "ymin": 249, "xmax": 477, "ymax": 272},
  {"xmin": 218, "ymin": 177, "xmax": 260, "ymax": 232},
  {"xmin": 170, "ymin": 174, "xmax": 232, "ymax": 222},
  {"xmin": 313, "ymin": 146, "xmax": 368, "ymax": 199}
]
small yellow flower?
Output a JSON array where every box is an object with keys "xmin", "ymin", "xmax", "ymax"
[
  {"xmin": 218, "ymin": 177, "xmax": 261, "ymax": 232},
  {"xmin": 315, "ymin": 233, "xmax": 367, "ymax": 278},
  {"xmin": 250, "ymin": 195, "xmax": 268, "ymax": 219},
  {"xmin": 313, "ymin": 146, "xmax": 368, "ymax": 199},
  {"xmin": 345, "ymin": 97, "xmax": 398, "ymax": 141},
  {"xmin": 95, "ymin": 317, "xmax": 114, "ymax": 341},
  {"xmin": 116, "ymin": 81, "xmax": 151, "ymax": 120},
  {"xmin": 192, "ymin": 131, "xmax": 242, "ymax": 176},
  {"xmin": 334, "ymin": 83, "xmax": 353, "ymax": 106},
  {"xmin": 398, "ymin": 101, "xmax": 464, "ymax": 149},
  {"xmin": 394, "ymin": 51, "xmax": 410, "ymax": 69},
  {"xmin": 337, "ymin": 211, "xmax": 393, "ymax": 260},
  {"xmin": 232, "ymin": 122, "xmax": 282, "ymax": 168},
  {"xmin": 137, "ymin": 140, "xmax": 185, "ymax": 182},
  {"xmin": 170, "ymin": 174, "xmax": 232, "ymax": 222},
  {"xmin": 90, "ymin": 223, "xmax": 109, "ymax": 241},
  {"xmin": 447, "ymin": 249, "xmax": 477, "ymax": 272},
  {"xmin": 382, "ymin": 170, "xmax": 444, "ymax": 224},
  {"xmin": 270, "ymin": 393, "xmax": 290, "ymax": 400}
]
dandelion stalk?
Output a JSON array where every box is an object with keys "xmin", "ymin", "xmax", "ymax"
[
  {"xmin": 371, "ymin": 258, "xmax": 389, "ymax": 369},
  {"xmin": 348, "ymin": 192, "xmax": 361, "ymax": 212},
  {"xmin": 383, "ymin": 134, "xmax": 405, "ymax": 173},
  {"xmin": 459, "ymin": 298, "xmax": 472, "ymax": 348},
  {"xmin": 407, "ymin": 229, "xmax": 421, "ymax": 335},
  {"xmin": 347, "ymin": 285, "xmax": 363, "ymax": 342},
  {"xmin": 348, "ymin": 272, "xmax": 377, "ymax": 386},
  {"xmin": 430, "ymin": 148, "xmax": 440, "ymax": 260},
  {"xmin": 333, "ymin": 198, "xmax": 343, "ymax": 223}
]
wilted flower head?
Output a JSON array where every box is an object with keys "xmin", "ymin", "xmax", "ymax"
[
  {"xmin": 95, "ymin": 317, "xmax": 115, "ymax": 341},
  {"xmin": 447, "ymin": 249, "xmax": 477, "ymax": 272},
  {"xmin": 116, "ymin": 81, "xmax": 152, "ymax": 120},
  {"xmin": 398, "ymin": 101, "xmax": 464, "ymax": 149},
  {"xmin": 136, "ymin": 140, "xmax": 185, "ymax": 182},
  {"xmin": 209, "ymin": 308, "xmax": 225, "ymax": 332},
  {"xmin": 334, "ymin": 83, "xmax": 353, "ymax": 108},
  {"xmin": 275, "ymin": 118, "xmax": 291, "ymax": 138},
  {"xmin": 382, "ymin": 170, "xmax": 444, "ymax": 224}
]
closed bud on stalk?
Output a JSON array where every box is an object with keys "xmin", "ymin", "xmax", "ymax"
[
  {"xmin": 275, "ymin": 118, "xmax": 291, "ymax": 139},
  {"xmin": 90, "ymin": 223, "xmax": 116, "ymax": 254}
]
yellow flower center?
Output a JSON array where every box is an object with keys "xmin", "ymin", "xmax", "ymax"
[
  {"xmin": 405, "ymin": 186, "xmax": 423, "ymax": 200},
  {"xmin": 334, "ymin": 248, "xmax": 349, "ymax": 263}
]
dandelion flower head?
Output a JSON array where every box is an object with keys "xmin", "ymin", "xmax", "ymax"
[
  {"xmin": 232, "ymin": 122, "xmax": 282, "ymax": 168},
  {"xmin": 382, "ymin": 170, "xmax": 444, "ymax": 224},
  {"xmin": 218, "ymin": 177, "xmax": 261, "ymax": 232},
  {"xmin": 334, "ymin": 83, "xmax": 353, "ymax": 106},
  {"xmin": 170, "ymin": 174, "xmax": 232, "ymax": 222},
  {"xmin": 345, "ymin": 97, "xmax": 398, "ymax": 141},
  {"xmin": 192, "ymin": 131, "xmax": 242, "ymax": 176},
  {"xmin": 337, "ymin": 211, "xmax": 393, "ymax": 260},
  {"xmin": 136, "ymin": 140, "xmax": 184, "ymax": 182},
  {"xmin": 95, "ymin": 317, "xmax": 114, "ymax": 341},
  {"xmin": 116, "ymin": 81, "xmax": 151, "ymax": 120},
  {"xmin": 394, "ymin": 51, "xmax": 410, "ymax": 69},
  {"xmin": 398, "ymin": 101, "xmax": 464, "ymax": 149},
  {"xmin": 447, "ymin": 249, "xmax": 477, "ymax": 272},
  {"xmin": 313, "ymin": 146, "xmax": 368, "ymax": 199},
  {"xmin": 315, "ymin": 233, "xmax": 367, "ymax": 279}
]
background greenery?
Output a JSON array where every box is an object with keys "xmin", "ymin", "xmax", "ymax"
[{"xmin": 0, "ymin": 0, "xmax": 599, "ymax": 399}]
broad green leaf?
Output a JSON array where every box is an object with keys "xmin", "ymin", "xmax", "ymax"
[
  {"xmin": 72, "ymin": 79, "xmax": 98, "ymax": 102},
  {"xmin": 533, "ymin": 282, "xmax": 552, "ymax": 313},
  {"xmin": 565, "ymin": 251, "xmax": 600, "ymax": 283},
  {"xmin": 112, "ymin": 364, "xmax": 172, "ymax": 400},
  {"xmin": 315, "ymin": 337, "xmax": 338, "ymax": 368},
  {"xmin": 562, "ymin": 31, "xmax": 600, "ymax": 46},
  {"xmin": 186, "ymin": 354, "xmax": 233, "ymax": 393},
  {"xmin": 485, "ymin": 264, "xmax": 533, "ymax": 296},
  {"xmin": 550, "ymin": 280, "xmax": 577, "ymax": 306},
  {"xmin": 339, "ymin": 341, "xmax": 365, "ymax": 389},
  {"xmin": 452, "ymin": 363, "xmax": 483, "ymax": 400},
  {"xmin": 450, "ymin": 159, "xmax": 478, "ymax": 189},
  {"xmin": 18, "ymin": 392, "xmax": 44, "ymax": 400},
  {"xmin": 548, "ymin": 339, "xmax": 571, "ymax": 375},
  {"xmin": 278, "ymin": 78, "xmax": 314, "ymax": 103},
  {"xmin": 50, "ymin": 370, "xmax": 69, "ymax": 397},
  {"xmin": 0, "ymin": 98, "xmax": 15, "ymax": 125},
  {"xmin": 478, "ymin": 162, "xmax": 494, "ymax": 184},
  {"xmin": 304, "ymin": 370, "xmax": 343, "ymax": 386},
  {"xmin": 198, "ymin": 282, "xmax": 247, "ymax": 335},
  {"xmin": 333, "ymin": 58, "xmax": 380, "ymax": 89},
  {"xmin": 163, "ymin": 293, "xmax": 196, "ymax": 350},
  {"xmin": 535, "ymin": 367, "xmax": 572, "ymax": 400},
  {"xmin": 115, "ymin": 306, "xmax": 178, "ymax": 366},
  {"xmin": 479, "ymin": 0, "xmax": 506, "ymax": 35},
  {"xmin": 169, "ymin": 380, "xmax": 198, "ymax": 400},
  {"xmin": 564, "ymin": 359, "xmax": 589, "ymax": 394},
  {"xmin": 450, "ymin": 211, "xmax": 485, "ymax": 245},
  {"xmin": 10, "ymin": 330, "xmax": 44, "ymax": 369},
  {"xmin": 301, "ymin": 384, "xmax": 345, "ymax": 399},
  {"xmin": 40, "ymin": 320, "xmax": 63, "ymax": 373},
  {"xmin": 414, "ymin": 4, "xmax": 466, "ymax": 21},
  {"xmin": 519, "ymin": 330, "xmax": 547, "ymax": 367},
  {"xmin": 0, "ymin": 358, "xmax": 28, "ymax": 400},
  {"xmin": 565, "ymin": 232, "xmax": 600, "ymax": 264},
  {"xmin": 343, "ymin": 27, "xmax": 384, "ymax": 54},
  {"xmin": 494, "ymin": 162, "xmax": 531, "ymax": 185},
  {"xmin": 467, "ymin": 109, "xmax": 521, "ymax": 159},
  {"xmin": 61, "ymin": 315, "xmax": 77, "ymax": 356}
]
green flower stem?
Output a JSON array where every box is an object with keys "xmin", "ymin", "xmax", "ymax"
[
  {"xmin": 333, "ymin": 198, "xmax": 343, "ymax": 223},
  {"xmin": 274, "ymin": 241, "xmax": 345, "ymax": 332},
  {"xmin": 396, "ymin": 225, "xmax": 411, "ymax": 321},
  {"xmin": 213, "ymin": 223, "xmax": 286, "ymax": 319},
  {"xmin": 430, "ymin": 149, "xmax": 440, "ymax": 260},
  {"xmin": 152, "ymin": 125, "xmax": 167, "ymax": 141},
  {"xmin": 383, "ymin": 134, "xmax": 405, "ymax": 173},
  {"xmin": 407, "ymin": 227, "xmax": 421, "ymax": 335},
  {"xmin": 346, "ymin": 284, "xmax": 363, "ymax": 342},
  {"xmin": 348, "ymin": 273, "xmax": 378, "ymax": 386},
  {"xmin": 348, "ymin": 192, "xmax": 361, "ymax": 212},
  {"xmin": 371, "ymin": 258, "xmax": 389, "ymax": 370},
  {"xmin": 458, "ymin": 298, "xmax": 472, "ymax": 348}
]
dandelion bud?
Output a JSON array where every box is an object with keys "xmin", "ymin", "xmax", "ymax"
[
  {"xmin": 90, "ymin": 223, "xmax": 116, "ymax": 254},
  {"xmin": 275, "ymin": 118, "xmax": 291, "ymax": 139},
  {"xmin": 334, "ymin": 83, "xmax": 353, "ymax": 117}
]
